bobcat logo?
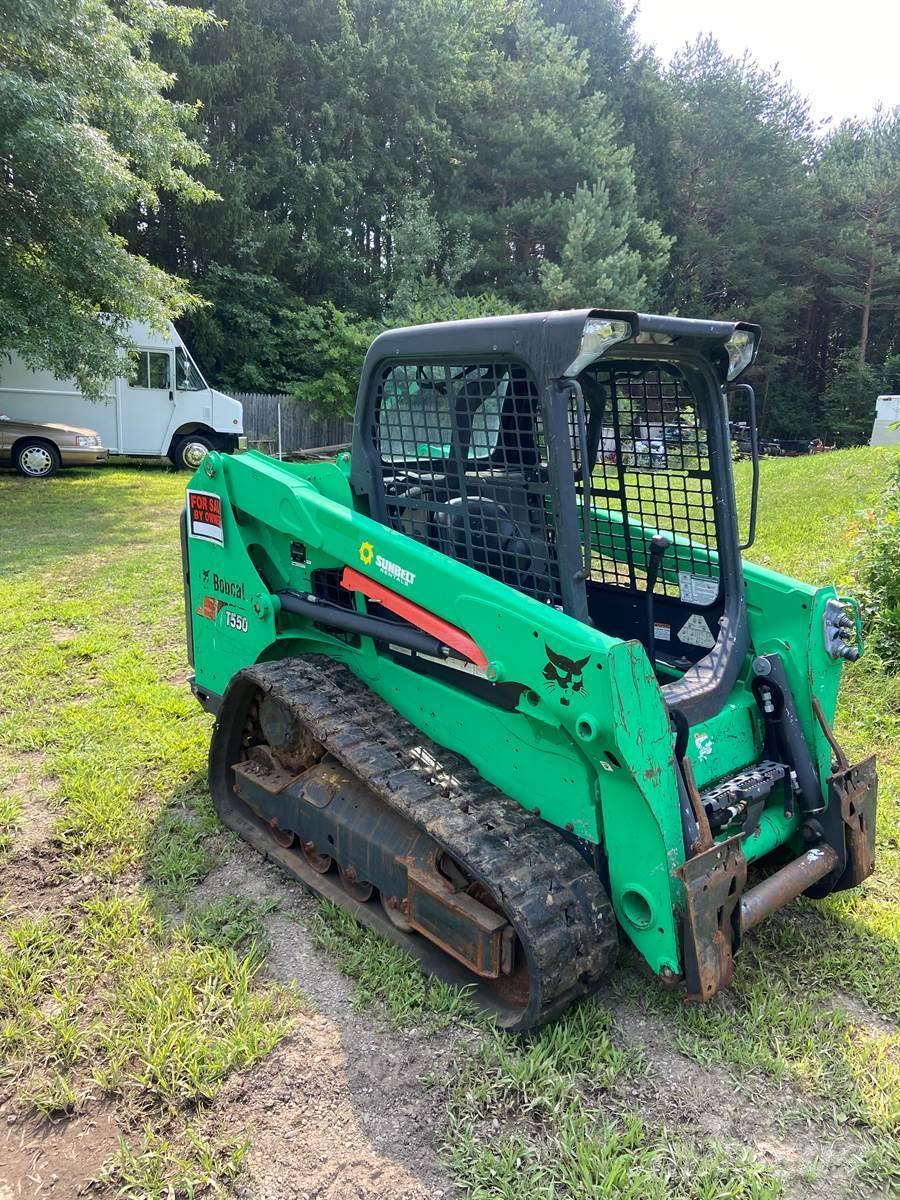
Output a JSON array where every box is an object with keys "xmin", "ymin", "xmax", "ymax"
[{"xmin": 543, "ymin": 645, "xmax": 590, "ymax": 706}]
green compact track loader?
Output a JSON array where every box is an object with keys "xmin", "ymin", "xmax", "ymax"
[{"xmin": 182, "ymin": 309, "xmax": 877, "ymax": 1030}]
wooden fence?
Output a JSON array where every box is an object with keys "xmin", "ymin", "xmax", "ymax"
[{"xmin": 233, "ymin": 392, "xmax": 353, "ymax": 456}]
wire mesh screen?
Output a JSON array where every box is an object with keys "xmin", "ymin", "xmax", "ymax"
[
  {"xmin": 578, "ymin": 364, "xmax": 720, "ymax": 602},
  {"xmin": 374, "ymin": 361, "xmax": 562, "ymax": 605}
]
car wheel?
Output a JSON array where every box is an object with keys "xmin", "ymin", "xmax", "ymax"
[
  {"xmin": 174, "ymin": 434, "xmax": 215, "ymax": 470},
  {"xmin": 14, "ymin": 440, "xmax": 61, "ymax": 479}
]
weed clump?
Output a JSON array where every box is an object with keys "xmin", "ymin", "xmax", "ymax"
[{"xmin": 856, "ymin": 458, "xmax": 900, "ymax": 669}]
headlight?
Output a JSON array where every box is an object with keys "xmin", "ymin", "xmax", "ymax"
[
  {"xmin": 563, "ymin": 318, "xmax": 632, "ymax": 376},
  {"xmin": 75, "ymin": 435, "xmax": 99, "ymax": 447},
  {"xmin": 725, "ymin": 330, "xmax": 756, "ymax": 380}
]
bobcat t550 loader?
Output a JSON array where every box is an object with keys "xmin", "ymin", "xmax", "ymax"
[{"xmin": 182, "ymin": 310, "xmax": 877, "ymax": 1030}]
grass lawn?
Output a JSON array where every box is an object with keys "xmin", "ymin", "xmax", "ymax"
[{"xmin": 0, "ymin": 447, "xmax": 897, "ymax": 1197}]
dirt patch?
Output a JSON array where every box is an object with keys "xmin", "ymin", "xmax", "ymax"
[
  {"xmin": 190, "ymin": 845, "xmax": 457, "ymax": 1198},
  {"xmin": 48, "ymin": 626, "xmax": 79, "ymax": 645},
  {"xmin": 831, "ymin": 990, "xmax": 899, "ymax": 1036},
  {"xmin": 0, "ymin": 753, "xmax": 71, "ymax": 918},
  {"xmin": 189, "ymin": 848, "xmax": 357, "ymax": 1018},
  {"xmin": 0, "ymin": 751, "xmax": 132, "ymax": 921},
  {"xmin": 0, "ymin": 1101, "xmax": 121, "ymax": 1199},
  {"xmin": 209, "ymin": 1020, "xmax": 452, "ymax": 1200},
  {"xmin": 189, "ymin": 842, "xmax": 887, "ymax": 1200},
  {"xmin": 607, "ymin": 993, "xmax": 867, "ymax": 1200},
  {"xmin": 0, "ymin": 752, "xmax": 54, "ymax": 850}
]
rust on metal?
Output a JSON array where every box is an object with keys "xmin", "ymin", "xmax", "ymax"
[
  {"xmin": 238, "ymin": 745, "xmax": 301, "ymax": 794},
  {"xmin": 301, "ymin": 839, "xmax": 333, "ymax": 874},
  {"xmin": 269, "ymin": 819, "xmax": 296, "ymax": 848},
  {"xmin": 811, "ymin": 696, "xmax": 850, "ymax": 772},
  {"xmin": 381, "ymin": 892, "xmax": 413, "ymax": 932},
  {"xmin": 829, "ymin": 755, "xmax": 877, "ymax": 888},
  {"xmin": 339, "ymin": 863, "xmax": 374, "ymax": 902},
  {"xmin": 404, "ymin": 838, "xmax": 511, "ymax": 979},
  {"xmin": 677, "ymin": 834, "xmax": 746, "ymax": 1001},
  {"xmin": 740, "ymin": 844, "xmax": 839, "ymax": 932},
  {"xmin": 809, "ymin": 698, "xmax": 877, "ymax": 890},
  {"xmin": 682, "ymin": 756, "xmax": 714, "ymax": 853}
]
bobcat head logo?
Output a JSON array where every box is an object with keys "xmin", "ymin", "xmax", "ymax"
[{"xmin": 543, "ymin": 645, "xmax": 590, "ymax": 706}]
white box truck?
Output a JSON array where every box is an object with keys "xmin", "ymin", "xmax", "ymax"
[
  {"xmin": 871, "ymin": 395, "xmax": 900, "ymax": 447},
  {"xmin": 0, "ymin": 321, "xmax": 245, "ymax": 469}
]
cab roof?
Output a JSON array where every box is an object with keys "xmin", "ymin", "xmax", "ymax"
[{"xmin": 363, "ymin": 308, "xmax": 761, "ymax": 386}]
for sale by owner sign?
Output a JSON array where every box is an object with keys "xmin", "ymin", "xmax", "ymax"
[{"xmin": 187, "ymin": 490, "xmax": 224, "ymax": 546}]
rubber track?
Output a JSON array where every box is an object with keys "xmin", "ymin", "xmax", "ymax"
[{"xmin": 219, "ymin": 655, "xmax": 618, "ymax": 1030}]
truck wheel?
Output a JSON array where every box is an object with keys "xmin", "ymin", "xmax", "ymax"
[
  {"xmin": 14, "ymin": 439, "xmax": 61, "ymax": 479},
  {"xmin": 173, "ymin": 434, "xmax": 215, "ymax": 471}
]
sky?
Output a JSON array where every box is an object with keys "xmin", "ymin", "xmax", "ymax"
[{"xmin": 631, "ymin": 0, "xmax": 900, "ymax": 128}]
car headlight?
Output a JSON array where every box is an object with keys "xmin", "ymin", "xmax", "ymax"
[
  {"xmin": 725, "ymin": 330, "xmax": 756, "ymax": 380},
  {"xmin": 75, "ymin": 435, "xmax": 99, "ymax": 447},
  {"xmin": 563, "ymin": 318, "xmax": 632, "ymax": 376}
]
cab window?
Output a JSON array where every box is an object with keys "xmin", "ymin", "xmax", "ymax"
[
  {"xmin": 129, "ymin": 350, "xmax": 171, "ymax": 389},
  {"xmin": 176, "ymin": 347, "xmax": 205, "ymax": 391}
]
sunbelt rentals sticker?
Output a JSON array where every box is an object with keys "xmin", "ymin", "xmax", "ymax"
[{"xmin": 359, "ymin": 540, "xmax": 415, "ymax": 587}]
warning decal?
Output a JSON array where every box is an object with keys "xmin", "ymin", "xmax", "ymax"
[
  {"xmin": 678, "ymin": 571, "xmax": 719, "ymax": 606},
  {"xmin": 187, "ymin": 490, "xmax": 224, "ymax": 546},
  {"xmin": 678, "ymin": 613, "xmax": 716, "ymax": 650}
]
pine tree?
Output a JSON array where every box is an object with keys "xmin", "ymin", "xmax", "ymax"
[{"xmin": 817, "ymin": 108, "xmax": 900, "ymax": 365}]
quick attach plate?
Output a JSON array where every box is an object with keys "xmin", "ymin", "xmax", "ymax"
[
  {"xmin": 677, "ymin": 834, "xmax": 747, "ymax": 1001},
  {"xmin": 830, "ymin": 754, "xmax": 877, "ymax": 890}
]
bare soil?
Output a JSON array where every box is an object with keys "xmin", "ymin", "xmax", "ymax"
[
  {"xmin": 193, "ymin": 849, "xmax": 457, "ymax": 1200},
  {"xmin": 192, "ymin": 841, "xmax": 888, "ymax": 1200},
  {"xmin": 0, "ymin": 752, "xmax": 113, "ymax": 920},
  {"xmin": 0, "ymin": 752, "xmax": 69, "ymax": 918},
  {"xmin": 0, "ymin": 1103, "xmax": 121, "ymax": 1200}
]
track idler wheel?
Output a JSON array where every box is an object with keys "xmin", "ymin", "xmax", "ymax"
[{"xmin": 258, "ymin": 694, "xmax": 323, "ymax": 773}]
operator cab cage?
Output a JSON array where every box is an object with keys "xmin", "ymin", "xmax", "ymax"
[{"xmin": 350, "ymin": 309, "xmax": 761, "ymax": 724}]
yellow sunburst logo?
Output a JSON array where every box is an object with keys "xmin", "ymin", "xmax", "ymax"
[{"xmin": 359, "ymin": 540, "xmax": 374, "ymax": 566}]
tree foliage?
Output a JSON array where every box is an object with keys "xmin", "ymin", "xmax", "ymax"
[
  {"xmin": 857, "ymin": 460, "xmax": 900, "ymax": 669},
  {"xmin": 818, "ymin": 108, "xmax": 900, "ymax": 364},
  {"xmin": 0, "ymin": 0, "xmax": 214, "ymax": 394},
  {"xmin": 3, "ymin": 1, "xmax": 899, "ymax": 436}
]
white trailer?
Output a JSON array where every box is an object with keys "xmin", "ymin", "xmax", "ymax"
[
  {"xmin": 0, "ymin": 321, "xmax": 244, "ymax": 469},
  {"xmin": 871, "ymin": 396, "xmax": 900, "ymax": 447}
]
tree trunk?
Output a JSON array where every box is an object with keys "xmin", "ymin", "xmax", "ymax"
[{"xmin": 859, "ymin": 254, "xmax": 876, "ymax": 365}]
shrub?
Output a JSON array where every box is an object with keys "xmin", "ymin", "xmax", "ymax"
[
  {"xmin": 822, "ymin": 351, "xmax": 882, "ymax": 446},
  {"xmin": 856, "ymin": 459, "xmax": 900, "ymax": 669}
]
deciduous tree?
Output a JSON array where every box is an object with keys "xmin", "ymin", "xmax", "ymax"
[{"xmin": 0, "ymin": 0, "xmax": 213, "ymax": 394}]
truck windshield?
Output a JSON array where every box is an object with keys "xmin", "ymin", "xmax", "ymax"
[{"xmin": 176, "ymin": 347, "xmax": 206, "ymax": 391}]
